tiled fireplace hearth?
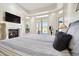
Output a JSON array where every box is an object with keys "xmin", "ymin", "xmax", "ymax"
[{"xmin": 8, "ymin": 29, "xmax": 19, "ymax": 39}]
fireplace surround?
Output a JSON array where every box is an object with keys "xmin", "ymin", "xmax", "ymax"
[{"xmin": 8, "ymin": 29, "xmax": 19, "ymax": 39}]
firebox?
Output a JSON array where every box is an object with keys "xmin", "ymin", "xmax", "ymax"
[{"xmin": 8, "ymin": 29, "xmax": 19, "ymax": 39}]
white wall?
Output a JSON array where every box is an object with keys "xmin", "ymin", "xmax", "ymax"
[
  {"xmin": 64, "ymin": 3, "xmax": 79, "ymax": 26},
  {"xmin": 0, "ymin": 3, "xmax": 28, "ymax": 39},
  {"xmin": 30, "ymin": 17, "xmax": 36, "ymax": 34},
  {"xmin": 48, "ymin": 13, "xmax": 58, "ymax": 35}
]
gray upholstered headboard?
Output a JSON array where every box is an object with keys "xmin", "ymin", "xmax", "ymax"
[
  {"xmin": 66, "ymin": 20, "xmax": 79, "ymax": 33},
  {"xmin": 67, "ymin": 20, "xmax": 79, "ymax": 56},
  {"xmin": 69, "ymin": 20, "xmax": 79, "ymax": 28}
]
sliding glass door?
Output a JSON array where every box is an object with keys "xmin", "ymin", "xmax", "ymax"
[
  {"xmin": 42, "ymin": 21, "xmax": 48, "ymax": 34},
  {"xmin": 36, "ymin": 18, "xmax": 48, "ymax": 34}
]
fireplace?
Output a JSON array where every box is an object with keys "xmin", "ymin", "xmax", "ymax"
[{"xmin": 8, "ymin": 29, "xmax": 19, "ymax": 39}]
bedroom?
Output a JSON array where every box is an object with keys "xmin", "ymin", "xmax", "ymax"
[{"xmin": 0, "ymin": 3, "xmax": 79, "ymax": 56}]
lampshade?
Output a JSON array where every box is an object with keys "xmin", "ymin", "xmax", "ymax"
[{"xmin": 59, "ymin": 23, "xmax": 66, "ymax": 29}]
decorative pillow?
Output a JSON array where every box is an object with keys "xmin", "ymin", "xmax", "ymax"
[{"xmin": 53, "ymin": 32, "xmax": 72, "ymax": 51}]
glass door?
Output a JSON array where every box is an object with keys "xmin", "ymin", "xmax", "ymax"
[
  {"xmin": 42, "ymin": 21, "xmax": 48, "ymax": 34},
  {"xmin": 36, "ymin": 19, "xmax": 48, "ymax": 34}
]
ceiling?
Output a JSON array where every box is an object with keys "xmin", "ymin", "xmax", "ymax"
[
  {"xmin": 17, "ymin": 3, "xmax": 57, "ymax": 14},
  {"xmin": 0, "ymin": 3, "xmax": 63, "ymax": 16}
]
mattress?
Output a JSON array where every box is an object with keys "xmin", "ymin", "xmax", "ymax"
[
  {"xmin": 1, "ymin": 20, "xmax": 79, "ymax": 56},
  {"xmin": 0, "ymin": 34, "xmax": 69, "ymax": 56}
]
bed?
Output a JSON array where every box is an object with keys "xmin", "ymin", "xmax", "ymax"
[
  {"xmin": 0, "ymin": 20, "xmax": 79, "ymax": 56},
  {"xmin": 0, "ymin": 34, "xmax": 70, "ymax": 56}
]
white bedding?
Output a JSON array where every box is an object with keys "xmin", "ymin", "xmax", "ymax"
[
  {"xmin": 0, "ymin": 34, "xmax": 69, "ymax": 56},
  {"xmin": 0, "ymin": 34, "xmax": 68, "ymax": 56},
  {"xmin": 1, "ymin": 20, "xmax": 79, "ymax": 56}
]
